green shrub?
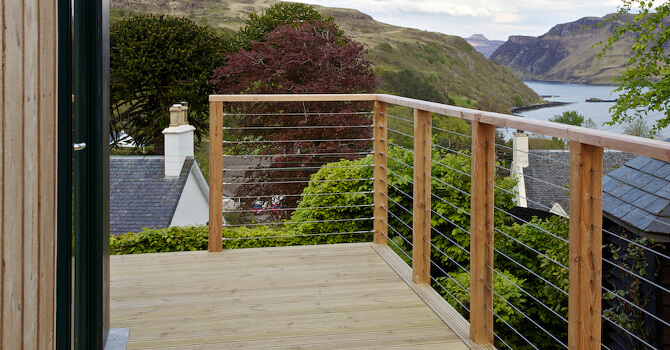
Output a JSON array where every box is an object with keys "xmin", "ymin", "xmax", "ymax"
[
  {"xmin": 110, "ymin": 225, "xmax": 209, "ymax": 254},
  {"xmin": 110, "ymin": 223, "xmax": 369, "ymax": 255}
]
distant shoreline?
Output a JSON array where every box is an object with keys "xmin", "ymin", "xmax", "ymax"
[{"xmin": 511, "ymin": 101, "xmax": 573, "ymax": 113}]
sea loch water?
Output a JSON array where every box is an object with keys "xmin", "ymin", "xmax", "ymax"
[{"xmin": 508, "ymin": 81, "xmax": 667, "ymax": 138}]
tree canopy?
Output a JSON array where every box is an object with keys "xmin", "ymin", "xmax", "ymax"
[
  {"xmin": 212, "ymin": 19, "xmax": 375, "ymax": 208},
  {"xmin": 229, "ymin": 2, "xmax": 339, "ymax": 50},
  {"xmin": 599, "ymin": 1, "xmax": 670, "ymax": 132},
  {"xmin": 110, "ymin": 14, "xmax": 225, "ymax": 152}
]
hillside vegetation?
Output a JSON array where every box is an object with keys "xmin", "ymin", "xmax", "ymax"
[
  {"xmin": 111, "ymin": 0, "xmax": 539, "ymax": 113},
  {"xmin": 491, "ymin": 15, "xmax": 642, "ymax": 85}
]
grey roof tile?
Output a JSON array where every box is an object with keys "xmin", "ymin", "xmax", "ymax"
[
  {"xmin": 602, "ymin": 153, "xmax": 670, "ymax": 235},
  {"xmin": 109, "ymin": 156, "xmax": 194, "ymax": 235}
]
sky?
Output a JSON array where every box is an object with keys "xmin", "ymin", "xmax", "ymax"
[{"xmin": 292, "ymin": 0, "xmax": 624, "ymax": 41}]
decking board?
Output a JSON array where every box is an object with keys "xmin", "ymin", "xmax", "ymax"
[{"xmin": 110, "ymin": 243, "xmax": 482, "ymax": 349}]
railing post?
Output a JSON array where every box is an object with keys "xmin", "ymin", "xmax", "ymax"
[
  {"xmin": 470, "ymin": 118, "xmax": 495, "ymax": 344},
  {"xmin": 412, "ymin": 109, "xmax": 432, "ymax": 284},
  {"xmin": 568, "ymin": 141, "xmax": 603, "ymax": 350},
  {"xmin": 373, "ymin": 101, "xmax": 388, "ymax": 245},
  {"xmin": 208, "ymin": 100, "xmax": 223, "ymax": 252}
]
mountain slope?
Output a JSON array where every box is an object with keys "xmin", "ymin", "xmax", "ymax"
[
  {"xmin": 490, "ymin": 15, "xmax": 638, "ymax": 85},
  {"xmin": 110, "ymin": 0, "xmax": 539, "ymax": 113},
  {"xmin": 464, "ymin": 34, "xmax": 505, "ymax": 58}
]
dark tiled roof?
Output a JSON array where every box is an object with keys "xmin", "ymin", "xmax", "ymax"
[
  {"xmin": 524, "ymin": 150, "xmax": 636, "ymax": 212},
  {"xmin": 602, "ymin": 155, "xmax": 670, "ymax": 235},
  {"xmin": 109, "ymin": 156, "xmax": 193, "ymax": 235}
]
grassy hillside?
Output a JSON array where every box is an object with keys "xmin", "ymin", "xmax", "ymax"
[
  {"xmin": 490, "ymin": 15, "xmax": 639, "ymax": 85},
  {"xmin": 111, "ymin": 0, "xmax": 539, "ymax": 113}
]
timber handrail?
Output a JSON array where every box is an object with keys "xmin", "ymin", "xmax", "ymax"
[
  {"xmin": 210, "ymin": 93, "xmax": 670, "ymax": 161},
  {"xmin": 209, "ymin": 93, "xmax": 670, "ymax": 349}
]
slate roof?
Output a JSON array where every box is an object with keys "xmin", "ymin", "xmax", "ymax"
[
  {"xmin": 602, "ymin": 155, "xmax": 670, "ymax": 237},
  {"xmin": 109, "ymin": 156, "xmax": 194, "ymax": 235},
  {"xmin": 524, "ymin": 150, "xmax": 636, "ymax": 212}
]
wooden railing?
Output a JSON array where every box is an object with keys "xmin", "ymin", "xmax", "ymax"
[{"xmin": 208, "ymin": 93, "xmax": 670, "ymax": 349}]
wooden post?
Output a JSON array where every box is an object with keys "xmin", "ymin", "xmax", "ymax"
[
  {"xmin": 470, "ymin": 119, "xmax": 496, "ymax": 344},
  {"xmin": 208, "ymin": 101, "xmax": 224, "ymax": 252},
  {"xmin": 412, "ymin": 109, "xmax": 432, "ymax": 284},
  {"xmin": 373, "ymin": 101, "xmax": 388, "ymax": 245},
  {"xmin": 568, "ymin": 141, "xmax": 603, "ymax": 350}
]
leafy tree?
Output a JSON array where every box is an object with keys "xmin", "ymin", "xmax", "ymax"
[
  {"xmin": 548, "ymin": 111, "xmax": 585, "ymax": 126},
  {"xmin": 229, "ymin": 2, "xmax": 338, "ymax": 50},
  {"xmin": 583, "ymin": 118, "xmax": 599, "ymax": 129},
  {"xmin": 212, "ymin": 20, "xmax": 375, "ymax": 209},
  {"xmin": 623, "ymin": 118, "xmax": 654, "ymax": 138},
  {"xmin": 110, "ymin": 14, "xmax": 225, "ymax": 152},
  {"xmin": 598, "ymin": 1, "xmax": 670, "ymax": 132}
]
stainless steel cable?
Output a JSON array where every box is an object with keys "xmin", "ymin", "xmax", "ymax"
[
  {"xmin": 223, "ymin": 112, "xmax": 373, "ymax": 117},
  {"xmin": 222, "ymin": 178, "xmax": 373, "ymax": 185},
  {"xmin": 223, "ymin": 191, "xmax": 373, "ymax": 200},
  {"xmin": 224, "ymin": 164, "xmax": 372, "ymax": 172},
  {"xmin": 223, "ymin": 204, "xmax": 373, "ymax": 214},
  {"xmin": 386, "ymin": 233, "xmax": 413, "ymax": 262},
  {"xmin": 431, "ymin": 143, "xmax": 472, "ymax": 159},
  {"xmin": 430, "ymin": 192, "xmax": 471, "ymax": 217},
  {"xmin": 223, "ymin": 138, "xmax": 373, "ymax": 144},
  {"xmin": 489, "ymin": 243, "xmax": 569, "ymax": 296},
  {"xmin": 491, "ymin": 224, "xmax": 569, "ymax": 270},
  {"xmin": 488, "ymin": 306, "xmax": 540, "ymax": 350},
  {"xmin": 491, "ymin": 141, "xmax": 571, "ymax": 166},
  {"xmin": 490, "ymin": 203, "xmax": 569, "ymax": 244},
  {"xmin": 430, "ymin": 175, "xmax": 471, "ymax": 197},
  {"xmin": 599, "ymin": 283, "xmax": 670, "ymax": 328},
  {"xmin": 222, "ymin": 151, "xmax": 373, "ymax": 158},
  {"xmin": 490, "ymin": 266, "xmax": 569, "ymax": 324},
  {"xmin": 223, "ymin": 125, "xmax": 373, "ymax": 130},
  {"xmin": 487, "ymin": 283, "xmax": 568, "ymax": 349},
  {"xmin": 383, "ymin": 220, "xmax": 414, "ymax": 248},
  {"xmin": 223, "ymin": 230, "xmax": 374, "ymax": 241},
  {"xmin": 431, "ymin": 125, "xmax": 471, "ymax": 139},
  {"xmin": 386, "ymin": 167, "xmax": 414, "ymax": 185},
  {"xmin": 599, "ymin": 255, "xmax": 670, "ymax": 295},
  {"xmin": 491, "ymin": 183, "xmax": 556, "ymax": 213},
  {"xmin": 387, "ymin": 141, "xmax": 414, "ymax": 155},
  {"xmin": 387, "ymin": 210, "xmax": 413, "ymax": 232},
  {"xmin": 430, "ymin": 158, "xmax": 471, "ymax": 178},
  {"xmin": 601, "ymin": 314, "xmax": 658, "ymax": 350},
  {"xmin": 430, "ymin": 222, "xmax": 470, "ymax": 255},
  {"xmin": 429, "ymin": 274, "xmax": 471, "ymax": 312},
  {"xmin": 224, "ymin": 217, "xmax": 373, "ymax": 227},
  {"xmin": 428, "ymin": 240, "xmax": 470, "ymax": 274},
  {"xmin": 386, "ymin": 153, "xmax": 414, "ymax": 170},
  {"xmin": 385, "ymin": 182, "xmax": 413, "ymax": 201},
  {"xmin": 600, "ymin": 227, "xmax": 670, "ymax": 261},
  {"xmin": 388, "ymin": 127, "xmax": 415, "ymax": 140}
]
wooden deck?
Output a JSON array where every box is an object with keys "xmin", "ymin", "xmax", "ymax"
[{"xmin": 110, "ymin": 243, "xmax": 491, "ymax": 349}]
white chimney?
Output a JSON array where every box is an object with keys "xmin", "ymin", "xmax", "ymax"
[
  {"xmin": 511, "ymin": 132, "xmax": 529, "ymax": 207},
  {"xmin": 163, "ymin": 103, "xmax": 195, "ymax": 178}
]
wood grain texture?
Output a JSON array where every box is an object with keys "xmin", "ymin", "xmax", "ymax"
[
  {"xmin": 469, "ymin": 120, "xmax": 496, "ymax": 345},
  {"xmin": 1, "ymin": 0, "xmax": 57, "ymax": 347},
  {"xmin": 373, "ymin": 101, "xmax": 388, "ymax": 245},
  {"xmin": 209, "ymin": 94, "xmax": 378, "ymax": 102},
  {"xmin": 412, "ymin": 109, "xmax": 432, "ymax": 284},
  {"xmin": 110, "ymin": 243, "xmax": 473, "ymax": 349},
  {"xmin": 208, "ymin": 101, "xmax": 224, "ymax": 252},
  {"xmin": 568, "ymin": 142, "xmax": 603, "ymax": 350}
]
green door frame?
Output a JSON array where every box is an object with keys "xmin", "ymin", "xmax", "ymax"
[{"xmin": 57, "ymin": 0, "xmax": 110, "ymax": 348}]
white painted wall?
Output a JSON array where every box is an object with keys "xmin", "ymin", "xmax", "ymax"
[{"xmin": 170, "ymin": 164, "xmax": 210, "ymax": 227}]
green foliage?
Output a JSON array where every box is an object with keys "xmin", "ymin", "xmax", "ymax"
[
  {"xmin": 513, "ymin": 94, "xmax": 524, "ymax": 108},
  {"xmin": 549, "ymin": 110, "xmax": 585, "ymax": 126},
  {"xmin": 495, "ymin": 216, "xmax": 570, "ymax": 348},
  {"xmin": 598, "ymin": 1, "xmax": 670, "ymax": 132},
  {"xmin": 435, "ymin": 270, "xmax": 526, "ymax": 325},
  {"xmin": 623, "ymin": 118, "xmax": 654, "ymax": 138},
  {"xmin": 110, "ymin": 225, "xmax": 209, "ymax": 254},
  {"xmin": 229, "ymin": 2, "xmax": 338, "ymax": 50},
  {"xmin": 287, "ymin": 157, "xmax": 374, "ymax": 238},
  {"xmin": 110, "ymin": 14, "xmax": 225, "ymax": 152},
  {"xmin": 109, "ymin": 224, "xmax": 366, "ymax": 254},
  {"xmin": 287, "ymin": 146, "xmax": 516, "ymax": 270}
]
